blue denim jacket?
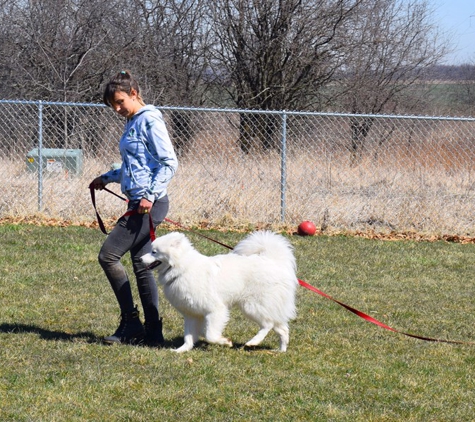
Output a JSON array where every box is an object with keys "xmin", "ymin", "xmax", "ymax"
[{"xmin": 101, "ymin": 105, "xmax": 178, "ymax": 202}]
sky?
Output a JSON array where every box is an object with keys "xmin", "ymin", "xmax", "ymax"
[{"xmin": 432, "ymin": 0, "xmax": 475, "ymax": 64}]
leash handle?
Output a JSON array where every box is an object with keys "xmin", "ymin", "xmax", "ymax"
[
  {"xmin": 89, "ymin": 183, "xmax": 108, "ymax": 235},
  {"xmin": 89, "ymin": 184, "xmax": 155, "ymax": 241}
]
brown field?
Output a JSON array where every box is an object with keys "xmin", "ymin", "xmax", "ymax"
[
  {"xmin": 1, "ymin": 106, "xmax": 474, "ymax": 239},
  {"xmin": 1, "ymin": 142, "xmax": 474, "ymax": 240}
]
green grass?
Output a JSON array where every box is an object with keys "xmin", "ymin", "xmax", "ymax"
[{"xmin": 1, "ymin": 224, "xmax": 475, "ymax": 421}]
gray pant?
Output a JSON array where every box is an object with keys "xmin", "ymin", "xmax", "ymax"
[{"xmin": 98, "ymin": 195, "xmax": 169, "ymax": 322}]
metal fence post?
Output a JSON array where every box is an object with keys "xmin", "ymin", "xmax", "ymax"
[
  {"xmin": 280, "ymin": 110, "xmax": 287, "ymax": 222},
  {"xmin": 38, "ymin": 100, "xmax": 43, "ymax": 212}
]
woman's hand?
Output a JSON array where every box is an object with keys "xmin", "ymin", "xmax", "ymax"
[
  {"xmin": 90, "ymin": 176, "xmax": 106, "ymax": 190},
  {"xmin": 139, "ymin": 198, "xmax": 153, "ymax": 214}
]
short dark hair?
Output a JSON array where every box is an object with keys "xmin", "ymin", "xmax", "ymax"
[{"xmin": 103, "ymin": 70, "xmax": 142, "ymax": 106}]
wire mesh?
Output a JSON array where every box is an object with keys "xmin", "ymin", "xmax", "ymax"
[{"xmin": 1, "ymin": 100, "xmax": 474, "ymax": 236}]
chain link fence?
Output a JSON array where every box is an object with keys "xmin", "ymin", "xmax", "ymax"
[{"xmin": 1, "ymin": 99, "xmax": 474, "ymax": 236}]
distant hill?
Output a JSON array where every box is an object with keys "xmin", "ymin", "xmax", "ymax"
[{"xmin": 422, "ymin": 64, "xmax": 475, "ymax": 82}]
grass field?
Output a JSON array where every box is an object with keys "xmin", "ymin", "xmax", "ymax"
[{"xmin": 1, "ymin": 223, "xmax": 475, "ymax": 421}]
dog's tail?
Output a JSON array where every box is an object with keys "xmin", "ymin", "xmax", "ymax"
[{"xmin": 232, "ymin": 231, "xmax": 297, "ymax": 272}]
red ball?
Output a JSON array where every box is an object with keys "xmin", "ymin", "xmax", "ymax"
[{"xmin": 298, "ymin": 220, "xmax": 316, "ymax": 236}]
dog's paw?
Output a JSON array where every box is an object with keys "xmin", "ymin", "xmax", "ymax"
[
  {"xmin": 172, "ymin": 345, "xmax": 193, "ymax": 353},
  {"xmin": 214, "ymin": 338, "xmax": 233, "ymax": 347}
]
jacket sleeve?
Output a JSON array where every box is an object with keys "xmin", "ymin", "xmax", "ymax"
[{"xmin": 100, "ymin": 168, "xmax": 121, "ymax": 184}]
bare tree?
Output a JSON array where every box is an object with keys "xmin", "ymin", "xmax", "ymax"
[
  {"xmin": 1, "ymin": 0, "xmax": 127, "ymax": 102},
  {"xmin": 210, "ymin": 0, "xmax": 361, "ymax": 110},
  {"xmin": 208, "ymin": 0, "xmax": 361, "ymax": 152},
  {"xmin": 0, "ymin": 0, "xmax": 145, "ymax": 149},
  {"xmin": 125, "ymin": 0, "xmax": 214, "ymax": 155},
  {"xmin": 148, "ymin": 0, "xmax": 212, "ymax": 105},
  {"xmin": 334, "ymin": 0, "xmax": 450, "ymax": 162},
  {"xmin": 0, "ymin": 0, "xmax": 455, "ymax": 136},
  {"xmin": 0, "ymin": 1, "xmax": 16, "ymax": 92}
]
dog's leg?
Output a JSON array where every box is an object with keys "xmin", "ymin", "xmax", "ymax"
[
  {"xmin": 245, "ymin": 323, "xmax": 272, "ymax": 349},
  {"xmin": 174, "ymin": 316, "xmax": 202, "ymax": 353},
  {"xmin": 272, "ymin": 323, "xmax": 290, "ymax": 352},
  {"xmin": 204, "ymin": 308, "xmax": 232, "ymax": 347}
]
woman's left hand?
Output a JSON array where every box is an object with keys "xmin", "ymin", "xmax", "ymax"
[{"xmin": 139, "ymin": 198, "xmax": 153, "ymax": 214}]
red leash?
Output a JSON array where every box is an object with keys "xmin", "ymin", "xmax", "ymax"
[
  {"xmin": 90, "ymin": 186, "xmax": 474, "ymax": 345},
  {"xmin": 298, "ymin": 279, "xmax": 474, "ymax": 345}
]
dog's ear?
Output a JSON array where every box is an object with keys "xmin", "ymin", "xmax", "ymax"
[
  {"xmin": 164, "ymin": 232, "xmax": 188, "ymax": 267},
  {"xmin": 168, "ymin": 232, "xmax": 186, "ymax": 247},
  {"xmin": 170, "ymin": 236, "xmax": 183, "ymax": 248}
]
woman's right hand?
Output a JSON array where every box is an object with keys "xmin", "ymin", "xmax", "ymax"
[{"xmin": 89, "ymin": 176, "xmax": 106, "ymax": 190}]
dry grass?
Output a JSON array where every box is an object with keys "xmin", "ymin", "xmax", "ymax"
[
  {"xmin": 0, "ymin": 151, "xmax": 475, "ymax": 237},
  {"xmin": 1, "ymin": 130, "xmax": 474, "ymax": 239}
]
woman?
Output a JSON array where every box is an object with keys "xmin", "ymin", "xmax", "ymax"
[{"xmin": 90, "ymin": 70, "xmax": 178, "ymax": 347}]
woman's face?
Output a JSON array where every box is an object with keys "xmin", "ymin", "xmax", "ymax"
[{"xmin": 109, "ymin": 90, "xmax": 141, "ymax": 118}]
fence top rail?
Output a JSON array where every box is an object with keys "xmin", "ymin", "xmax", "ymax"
[
  {"xmin": 0, "ymin": 99, "xmax": 106, "ymax": 108},
  {"xmin": 1, "ymin": 99, "xmax": 475, "ymax": 122}
]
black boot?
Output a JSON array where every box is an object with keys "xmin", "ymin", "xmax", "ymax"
[
  {"xmin": 103, "ymin": 306, "xmax": 145, "ymax": 345},
  {"xmin": 144, "ymin": 318, "xmax": 165, "ymax": 347}
]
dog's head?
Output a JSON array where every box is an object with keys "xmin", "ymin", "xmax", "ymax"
[{"xmin": 141, "ymin": 231, "xmax": 191, "ymax": 270}]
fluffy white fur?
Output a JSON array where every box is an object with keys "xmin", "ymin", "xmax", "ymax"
[{"xmin": 140, "ymin": 231, "xmax": 298, "ymax": 353}]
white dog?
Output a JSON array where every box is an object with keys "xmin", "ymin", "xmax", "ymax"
[{"xmin": 140, "ymin": 231, "xmax": 298, "ymax": 353}]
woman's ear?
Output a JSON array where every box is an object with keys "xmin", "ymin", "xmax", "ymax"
[{"xmin": 130, "ymin": 88, "xmax": 138, "ymax": 100}]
